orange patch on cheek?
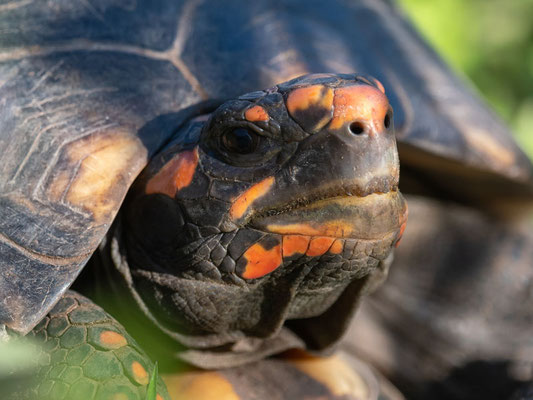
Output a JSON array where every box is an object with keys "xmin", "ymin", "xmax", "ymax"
[
  {"xmin": 230, "ymin": 177, "xmax": 275, "ymax": 219},
  {"xmin": 282, "ymin": 235, "xmax": 311, "ymax": 257},
  {"xmin": 156, "ymin": 395, "xmax": 163, "ymax": 400},
  {"xmin": 329, "ymin": 239, "xmax": 343, "ymax": 254},
  {"xmin": 131, "ymin": 361, "xmax": 149, "ymax": 385},
  {"xmin": 306, "ymin": 237, "xmax": 336, "ymax": 256},
  {"xmin": 242, "ymin": 243, "xmax": 282, "ymax": 279},
  {"xmin": 329, "ymin": 85, "xmax": 389, "ymax": 130},
  {"xmin": 245, "ymin": 105, "xmax": 269, "ymax": 122},
  {"xmin": 146, "ymin": 147, "xmax": 199, "ymax": 197},
  {"xmin": 99, "ymin": 330, "xmax": 127, "ymax": 349}
]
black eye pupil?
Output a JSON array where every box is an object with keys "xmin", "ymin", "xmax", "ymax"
[
  {"xmin": 222, "ymin": 128, "xmax": 257, "ymax": 154},
  {"xmin": 384, "ymin": 113, "xmax": 391, "ymax": 129}
]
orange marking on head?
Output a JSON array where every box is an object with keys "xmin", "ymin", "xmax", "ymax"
[
  {"xmin": 287, "ymin": 85, "xmax": 333, "ymax": 113},
  {"xmin": 146, "ymin": 147, "xmax": 199, "ymax": 197},
  {"xmin": 329, "ymin": 85, "xmax": 389, "ymax": 131},
  {"xmin": 329, "ymin": 239, "xmax": 343, "ymax": 254},
  {"xmin": 306, "ymin": 237, "xmax": 336, "ymax": 257},
  {"xmin": 242, "ymin": 242, "xmax": 282, "ymax": 279},
  {"xmin": 245, "ymin": 105, "xmax": 269, "ymax": 122},
  {"xmin": 156, "ymin": 395, "xmax": 163, "ymax": 400},
  {"xmin": 286, "ymin": 85, "xmax": 334, "ymax": 132},
  {"xmin": 267, "ymin": 221, "xmax": 353, "ymax": 238},
  {"xmin": 131, "ymin": 361, "xmax": 149, "ymax": 385},
  {"xmin": 282, "ymin": 235, "xmax": 311, "ymax": 257},
  {"xmin": 229, "ymin": 177, "xmax": 275, "ymax": 219},
  {"xmin": 99, "ymin": 330, "xmax": 127, "ymax": 349}
]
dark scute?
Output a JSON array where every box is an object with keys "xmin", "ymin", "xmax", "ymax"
[
  {"xmin": 0, "ymin": 0, "xmax": 184, "ymax": 50},
  {"xmin": 423, "ymin": 361, "xmax": 527, "ymax": 400}
]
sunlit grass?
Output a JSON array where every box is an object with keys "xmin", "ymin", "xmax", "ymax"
[{"xmin": 146, "ymin": 362, "xmax": 159, "ymax": 400}]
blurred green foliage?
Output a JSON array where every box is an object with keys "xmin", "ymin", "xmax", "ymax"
[
  {"xmin": 398, "ymin": 0, "xmax": 533, "ymax": 158},
  {"xmin": 0, "ymin": 338, "xmax": 42, "ymax": 398}
]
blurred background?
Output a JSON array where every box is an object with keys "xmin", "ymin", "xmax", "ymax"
[{"xmin": 397, "ymin": 0, "xmax": 533, "ymax": 158}]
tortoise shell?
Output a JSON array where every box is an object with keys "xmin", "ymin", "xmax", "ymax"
[{"xmin": 0, "ymin": 0, "xmax": 531, "ymax": 343}]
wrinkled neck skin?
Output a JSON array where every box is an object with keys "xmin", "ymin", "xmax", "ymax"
[{"xmin": 114, "ymin": 74, "xmax": 407, "ymax": 368}]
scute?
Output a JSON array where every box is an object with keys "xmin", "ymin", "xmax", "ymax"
[{"xmin": 0, "ymin": 6, "xmax": 203, "ymax": 333}]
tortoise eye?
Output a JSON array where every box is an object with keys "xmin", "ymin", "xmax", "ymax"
[{"xmin": 222, "ymin": 128, "xmax": 258, "ymax": 154}]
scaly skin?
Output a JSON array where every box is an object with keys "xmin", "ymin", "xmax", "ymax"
[{"xmin": 25, "ymin": 291, "xmax": 170, "ymax": 400}]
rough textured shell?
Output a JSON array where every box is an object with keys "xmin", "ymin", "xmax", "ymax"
[{"xmin": 1, "ymin": 0, "xmax": 532, "ymax": 334}]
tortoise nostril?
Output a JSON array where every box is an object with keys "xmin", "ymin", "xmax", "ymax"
[
  {"xmin": 349, "ymin": 122, "xmax": 366, "ymax": 135},
  {"xmin": 384, "ymin": 113, "xmax": 391, "ymax": 129}
]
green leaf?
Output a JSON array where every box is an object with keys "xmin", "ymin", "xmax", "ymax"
[{"xmin": 145, "ymin": 362, "xmax": 158, "ymax": 400}]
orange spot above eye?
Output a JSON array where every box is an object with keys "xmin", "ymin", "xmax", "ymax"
[
  {"xmin": 282, "ymin": 235, "xmax": 311, "ymax": 257},
  {"xmin": 99, "ymin": 330, "xmax": 127, "ymax": 349},
  {"xmin": 146, "ymin": 147, "xmax": 199, "ymax": 197},
  {"xmin": 329, "ymin": 85, "xmax": 389, "ymax": 131},
  {"xmin": 242, "ymin": 242, "xmax": 282, "ymax": 279},
  {"xmin": 306, "ymin": 237, "xmax": 336, "ymax": 257},
  {"xmin": 230, "ymin": 177, "xmax": 275, "ymax": 219},
  {"xmin": 329, "ymin": 239, "xmax": 343, "ymax": 254},
  {"xmin": 132, "ymin": 361, "xmax": 149, "ymax": 385},
  {"xmin": 245, "ymin": 105, "xmax": 269, "ymax": 122}
]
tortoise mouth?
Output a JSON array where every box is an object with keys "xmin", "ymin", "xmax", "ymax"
[
  {"xmin": 251, "ymin": 175, "xmax": 398, "ymax": 221},
  {"xmin": 250, "ymin": 181, "xmax": 405, "ymax": 240}
]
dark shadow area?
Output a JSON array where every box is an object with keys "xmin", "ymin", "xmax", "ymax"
[{"xmin": 419, "ymin": 360, "xmax": 528, "ymax": 400}]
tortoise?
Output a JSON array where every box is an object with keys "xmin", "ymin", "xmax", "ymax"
[{"xmin": 1, "ymin": 0, "xmax": 533, "ymax": 399}]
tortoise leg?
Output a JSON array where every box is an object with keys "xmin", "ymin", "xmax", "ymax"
[{"xmin": 26, "ymin": 290, "xmax": 170, "ymax": 400}]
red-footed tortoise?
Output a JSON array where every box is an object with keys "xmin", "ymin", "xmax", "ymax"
[{"xmin": 1, "ymin": 1, "xmax": 532, "ymax": 400}]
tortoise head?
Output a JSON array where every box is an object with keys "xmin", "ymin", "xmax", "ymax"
[{"xmin": 123, "ymin": 73, "xmax": 407, "ymax": 349}]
